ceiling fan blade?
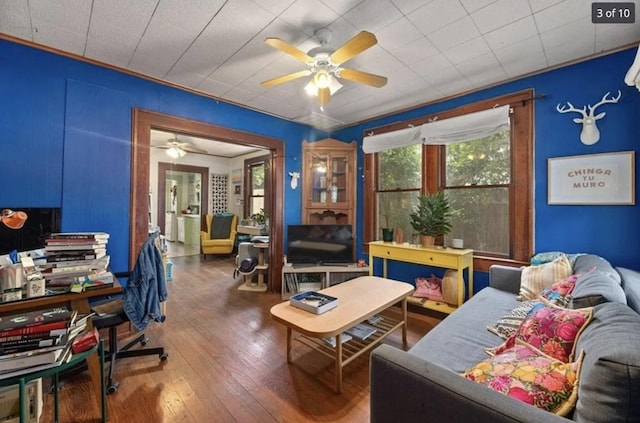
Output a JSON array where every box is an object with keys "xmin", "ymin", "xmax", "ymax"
[
  {"xmin": 265, "ymin": 38, "xmax": 314, "ymax": 63},
  {"xmin": 317, "ymin": 87, "xmax": 331, "ymax": 106},
  {"xmin": 181, "ymin": 145, "xmax": 207, "ymax": 154},
  {"xmin": 261, "ymin": 69, "xmax": 312, "ymax": 87},
  {"xmin": 330, "ymin": 31, "xmax": 377, "ymax": 65},
  {"xmin": 337, "ymin": 68, "xmax": 387, "ymax": 88}
]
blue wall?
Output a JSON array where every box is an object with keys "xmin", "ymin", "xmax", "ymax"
[
  {"xmin": 333, "ymin": 47, "xmax": 640, "ymax": 290},
  {"xmin": 0, "ymin": 39, "xmax": 322, "ymax": 272},
  {"xmin": 2, "ymin": 38, "xmax": 638, "ymax": 289}
]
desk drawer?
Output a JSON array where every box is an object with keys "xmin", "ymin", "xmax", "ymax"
[{"xmin": 374, "ymin": 246, "xmax": 458, "ymax": 268}]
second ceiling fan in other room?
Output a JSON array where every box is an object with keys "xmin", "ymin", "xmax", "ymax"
[{"xmin": 261, "ymin": 28, "xmax": 388, "ymax": 108}]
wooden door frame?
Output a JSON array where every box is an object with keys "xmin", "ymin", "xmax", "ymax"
[
  {"xmin": 157, "ymin": 162, "xmax": 209, "ymax": 236},
  {"xmin": 131, "ymin": 109, "xmax": 284, "ymax": 292}
]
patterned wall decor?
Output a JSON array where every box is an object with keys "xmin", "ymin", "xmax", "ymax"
[{"xmin": 211, "ymin": 174, "xmax": 228, "ymax": 214}]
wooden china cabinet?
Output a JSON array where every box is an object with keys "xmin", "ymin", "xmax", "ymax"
[{"xmin": 301, "ymin": 138, "xmax": 357, "ymax": 224}]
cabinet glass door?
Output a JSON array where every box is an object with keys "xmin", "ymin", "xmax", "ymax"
[
  {"xmin": 329, "ymin": 156, "xmax": 347, "ymax": 204},
  {"xmin": 310, "ymin": 154, "xmax": 330, "ymax": 204}
]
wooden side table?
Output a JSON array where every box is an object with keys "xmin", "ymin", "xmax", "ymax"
[{"xmin": 0, "ymin": 340, "xmax": 107, "ymax": 423}]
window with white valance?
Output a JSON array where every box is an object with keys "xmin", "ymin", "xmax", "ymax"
[
  {"xmin": 362, "ymin": 91, "xmax": 533, "ymax": 270},
  {"xmin": 362, "ymin": 105, "xmax": 510, "ymax": 153}
]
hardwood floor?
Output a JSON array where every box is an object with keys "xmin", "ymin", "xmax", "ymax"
[{"xmin": 41, "ymin": 255, "xmax": 442, "ymax": 422}]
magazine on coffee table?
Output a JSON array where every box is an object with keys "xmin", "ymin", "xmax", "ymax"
[{"xmin": 345, "ymin": 323, "xmax": 377, "ymax": 340}]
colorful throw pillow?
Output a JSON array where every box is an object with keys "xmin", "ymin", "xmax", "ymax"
[
  {"xmin": 519, "ymin": 255, "xmax": 572, "ymax": 301},
  {"xmin": 538, "ymin": 274, "xmax": 580, "ymax": 307},
  {"xmin": 490, "ymin": 303, "xmax": 593, "ymax": 363},
  {"xmin": 414, "ymin": 275, "xmax": 443, "ymax": 301},
  {"xmin": 463, "ymin": 344, "xmax": 583, "ymax": 416},
  {"xmin": 530, "ymin": 251, "xmax": 584, "ymax": 266},
  {"xmin": 487, "ymin": 300, "xmax": 540, "ymax": 339}
]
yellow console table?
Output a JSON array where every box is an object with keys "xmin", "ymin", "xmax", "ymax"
[{"xmin": 368, "ymin": 241, "xmax": 473, "ymax": 314}]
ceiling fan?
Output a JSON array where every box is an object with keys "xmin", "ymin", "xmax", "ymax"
[
  {"xmin": 157, "ymin": 135, "xmax": 207, "ymax": 158},
  {"xmin": 261, "ymin": 28, "xmax": 388, "ymax": 108}
]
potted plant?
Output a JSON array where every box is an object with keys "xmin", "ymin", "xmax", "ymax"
[{"xmin": 409, "ymin": 191, "xmax": 452, "ymax": 247}]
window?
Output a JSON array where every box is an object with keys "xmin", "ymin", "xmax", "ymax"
[
  {"xmin": 377, "ymin": 144, "xmax": 422, "ymax": 242},
  {"xmin": 243, "ymin": 154, "xmax": 270, "ymax": 219},
  {"xmin": 443, "ymin": 130, "xmax": 511, "ymax": 255},
  {"xmin": 363, "ymin": 91, "xmax": 533, "ymax": 269}
]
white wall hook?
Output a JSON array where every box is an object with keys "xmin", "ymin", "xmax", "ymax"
[{"xmin": 288, "ymin": 171, "xmax": 300, "ymax": 190}]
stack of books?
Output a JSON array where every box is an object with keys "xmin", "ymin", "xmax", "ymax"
[
  {"xmin": 0, "ymin": 306, "xmax": 90, "ymax": 379},
  {"xmin": 40, "ymin": 232, "xmax": 111, "ymax": 288}
]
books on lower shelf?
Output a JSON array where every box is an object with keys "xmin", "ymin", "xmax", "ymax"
[
  {"xmin": 322, "ymin": 333, "xmax": 352, "ymax": 348},
  {"xmin": 345, "ymin": 323, "xmax": 377, "ymax": 340},
  {"xmin": 290, "ymin": 291, "xmax": 338, "ymax": 314}
]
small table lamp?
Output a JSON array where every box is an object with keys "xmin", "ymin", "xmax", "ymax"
[{"xmin": 0, "ymin": 209, "xmax": 28, "ymax": 230}]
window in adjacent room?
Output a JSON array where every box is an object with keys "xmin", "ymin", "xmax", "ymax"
[{"xmin": 243, "ymin": 154, "xmax": 270, "ymax": 219}]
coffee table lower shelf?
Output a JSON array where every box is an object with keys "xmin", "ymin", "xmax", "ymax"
[{"xmin": 289, "ymin": 314, "xmax": 404, "ymax": 392}]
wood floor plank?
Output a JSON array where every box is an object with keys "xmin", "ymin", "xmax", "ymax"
[{"xmin": 37, "ymin": 254, "xmax": 441, "ymax": 422}]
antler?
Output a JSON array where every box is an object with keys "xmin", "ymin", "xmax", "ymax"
[
  {"xmin": 588, "ymin": 90, "xmax": 622, "ymax": 114},
  {"xmin": 556, "ymin": 102, "xmax": 587, "ymax": 116}
]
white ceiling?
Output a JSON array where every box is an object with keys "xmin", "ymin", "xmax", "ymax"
[
  {"xmin": 150, "ymin": 129, "xmax": 263, "ymax": 157},
  {"xmin": 1, "ymin": 0, "xmax": 639, "ymax": 131}
]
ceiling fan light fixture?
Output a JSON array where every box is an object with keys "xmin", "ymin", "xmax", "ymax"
[
  {"xmin": 304, "ymin": 80, "xmax": 318, "ymax": 96},
  {"xmin": 327, "ymin": 75, "xmax": 343, "ymax": 95},
  {"xmin": 314, "ymin": 70, "xmax": 330, "ymax": 89},
  {"xmin": 167, "ymin": 146, "xmax": 186, "ymax": 158}
]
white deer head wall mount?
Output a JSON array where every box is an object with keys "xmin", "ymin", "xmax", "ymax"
[{"xmin": 556, "ymin": 90, "xmax": 621, "ymax": 145}]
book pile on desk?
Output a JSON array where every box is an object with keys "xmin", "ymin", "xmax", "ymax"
[
  {"xmin": 0, "ymin": 306, "xmax": 91, "ymax": 379},
  {"xmin": 40, "ymin": 232, "xmax": 111, "ymax": 289}
]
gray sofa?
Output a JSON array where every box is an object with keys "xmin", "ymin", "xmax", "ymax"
[{"xmin": 370, "ymin": 254, "xmax": 640, "ymax": 423}]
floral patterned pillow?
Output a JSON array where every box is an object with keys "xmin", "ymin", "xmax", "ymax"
[
  {"xmin": 538, "ymin": 274, "xmax": 580, "ymax": 307},
  {"xmin": 490, "ymin": 303, "xmax": 593, "ymax": 362},
  {"xmin": 463, "ymin": 344, "xmax": 583, "ymax": 416}
]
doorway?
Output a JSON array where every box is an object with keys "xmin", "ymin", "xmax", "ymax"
[
  {"xmin": 131, "ymin": 109, "xmax": 284, "ymax": 292},
  {"xmin": 157, "ymin": 163, "xmax": 209, "ymax": 258}
]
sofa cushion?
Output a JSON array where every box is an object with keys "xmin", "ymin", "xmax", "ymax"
[
  {"xmin": 490, "ymin": 303, "xmax": 593, "ymax": 363},
  {"xmin": 210, "ymin": 214, "xmax": 234, "ymax": 239},
  {"xmin": 572, "ymin": 254, "xmax": 620, "ymax": 284},
  {"xmin": 409, "ymin": 287, "xmax": 515, "ymax": 373},
  {"xmin": 463, "ymin": 343, "xmax": 583, "ymax": 416},
  {"xmin": 572, "ymin": 302, "xmax": 640, "ymax": 423},
  {"xmin": 617, "ymin": 267, "xmax": 640, "ymax": 314},
  {"xmin": 487, "ymin": 300, "xmax": 540, "ymax": 339},
  {"xmin": 519, "ymin": 255, "xmax": 572, "ymax": 301},
  {"xmin": 570, "ymin": 270, "xmax": 627, "ymax": 309}
]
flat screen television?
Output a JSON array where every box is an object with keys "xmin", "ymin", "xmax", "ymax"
[
  {"xmin": 286, "ymin": 224, "xmax": 354, "ymax": 265},
  {"xmin": 0, "ymin": 208, "xmax": 61, "ymax": 256}
]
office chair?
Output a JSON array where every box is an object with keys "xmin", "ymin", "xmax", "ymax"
[{"xmin": 91, "ymin": 231, "xmax": 168, "ymax": 394}]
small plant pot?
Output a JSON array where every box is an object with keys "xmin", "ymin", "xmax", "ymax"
[
  {"xmin": 420, "ymin": 235, "xmax": 435, "ymax": 248},
  {"xmin": 382, "ymin": 228, "xmax": 394, "ymax": 242}
]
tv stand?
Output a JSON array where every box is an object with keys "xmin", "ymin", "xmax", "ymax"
[{"xmin": 282, "ymin": 263, "xmax": 369, "ymax": 299}]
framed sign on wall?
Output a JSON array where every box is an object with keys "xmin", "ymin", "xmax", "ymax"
[{"xmin": 548, "ymin": 151, "xmax": 635, "ymax": 205}]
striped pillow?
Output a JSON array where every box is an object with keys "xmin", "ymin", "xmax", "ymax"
[{"xmin": 518, "ymin": 255, "xmax": 572, "ymax": 301}]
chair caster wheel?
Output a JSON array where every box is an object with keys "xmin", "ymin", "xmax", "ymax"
[
  {"xmin": 141, "ymin": 338, "xmax": 149, "ymax": 346},
  {"xmin": 159, "ymin": 353, "xmax": 168, "ymax": 361},
  {"xmin": 107, "ymin": 383, "xmax": 119, "ymax": 394}
]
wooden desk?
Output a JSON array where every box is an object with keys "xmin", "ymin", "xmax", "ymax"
[{"xmin": 0, "ymin": 281, "xmax": 122, "ymax": 416}]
